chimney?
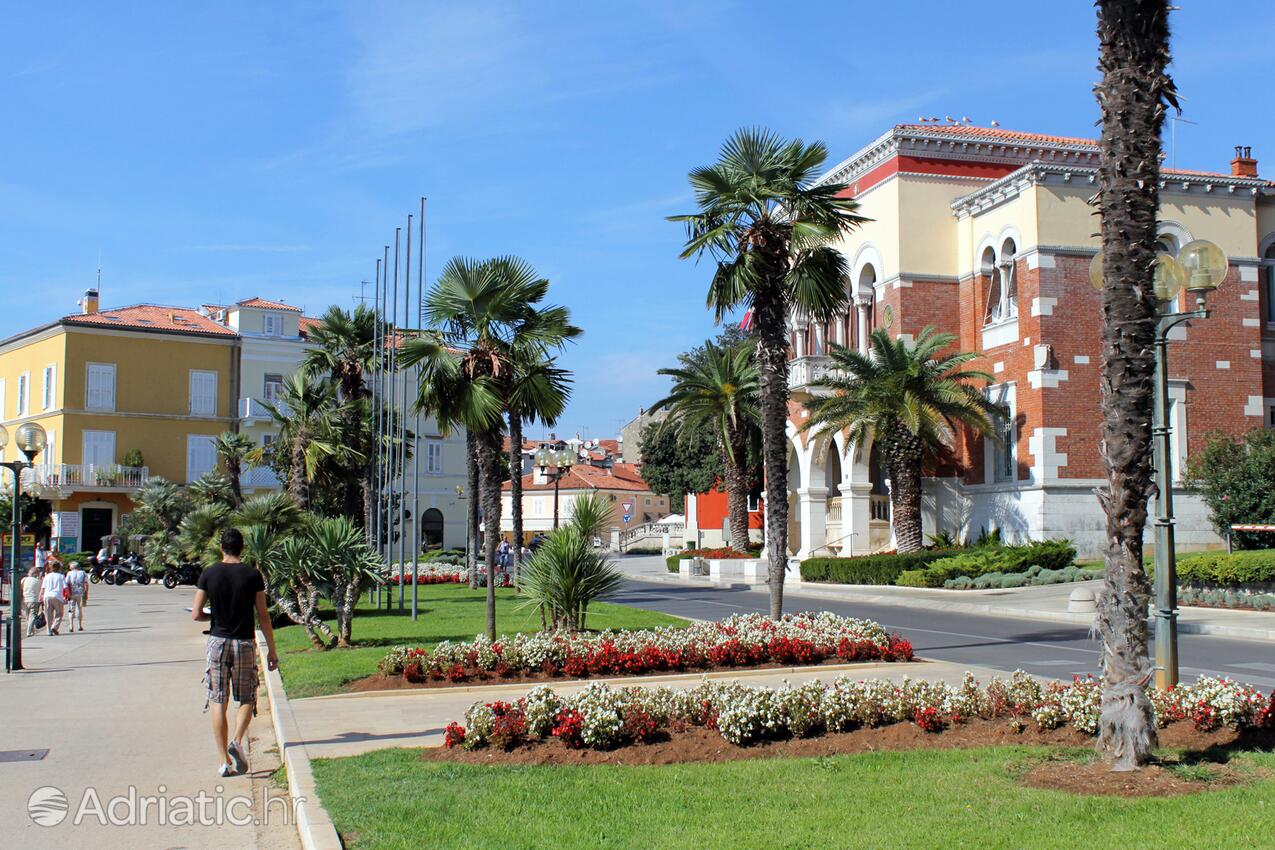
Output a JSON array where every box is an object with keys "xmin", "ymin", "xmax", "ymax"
[
  {"xmin": 1230, "ymin": 145, "xmax": 1258, "ymax": 178},
  {"xmin": 81, "ymin": 288, "xmax": 99, "ymax": 314}
]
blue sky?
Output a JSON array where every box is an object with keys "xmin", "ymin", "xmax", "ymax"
[{"xmin": 3, "ymin": 1, "xmax": 1271, "ymax": 440}]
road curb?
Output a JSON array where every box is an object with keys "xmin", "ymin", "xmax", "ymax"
[
  {"xmin": 625, "ymin": 571, "xmax": 1275, "ymax": 642},
  {"xmin": 257, "ymin": 632, "xmax": 344, "ymax": 850}
]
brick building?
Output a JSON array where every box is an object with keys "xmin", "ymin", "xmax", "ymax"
[{"xmin": 786, "ymin": 123, "xmax": 1275, "ymax": 560}]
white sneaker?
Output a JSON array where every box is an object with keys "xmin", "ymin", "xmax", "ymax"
[{"xmin": 218, "ymin": 763, "xmax": 235, "ymax": 778}]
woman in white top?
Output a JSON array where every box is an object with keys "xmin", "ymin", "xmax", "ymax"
[
  {"xmin": 21, "ymin": 567, "xmax": 42, "ymax": 637},
  {"xmin": 38, "ymin": 565, "xmax": 68, "ymax": 636},
  {"xmin": 65, "ymin": 561, "xmax": 90, "ymax": 632}
]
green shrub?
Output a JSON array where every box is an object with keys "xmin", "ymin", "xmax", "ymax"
[
  {"xmin": 896, "ymin": 569, "xmax": 928, "ymax": 587},
  {"xmin": 800, "ymin": 550, "xmax": 956, "ymax": 585},
  {"xmin": 1176, "ymin": 549, "xmax": 1275, "ymax": 584},
  {"xmin": 906, "ymin": 540, "xmax": 1076, "ymax": 588},
  {"xmin": 667, "ymin": 553, "xmax": 694, "ymax": 573}
]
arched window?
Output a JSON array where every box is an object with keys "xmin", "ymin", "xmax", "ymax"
[
  {"xmin": 421, "ymin": 508, "xmax": 445, "ymax": 549},
  {"xmin": 980, "ymin": 246, "xmax": 1000, "ymax": 325},
  {"xmin": 1263, "ymin": 241, "xmax": 1275, "ymax": 327},
  {"xmin": 983, "ymin": 241, "xmax": 1018, "ymax": 325}
]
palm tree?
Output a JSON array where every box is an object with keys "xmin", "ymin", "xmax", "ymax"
[
  {"xmin": 506, "ymin": 354, "xmax": 573, "ymax": 580},
  {"xmin": 671, "ymin": 128, "xmax": 868, "ymax": 618},
  {"xmin": 303, "ymin": 304, "xmax": 381, "ymax": 522},
  {"xmin": 1092, "ymin": 0, "xmax": 1178, "ymax": 771},
  {"xmin": 212, "ymin": 431, "xmax": 254, "ymax": 507},
  {"xmin": 400, "ymin": 255, "xmax": 579, "ymax": 641},
  {"xmin": 802, "ymin": 328, "xmax": 1003, "ymax": 553},
  {"xmin": 261, "ymin": 369, "xmax": 347, "ymax": 510},
  {"xmin": 649, "ymin": 338, "xmax": 760, "ymax": 549},
  {"xmin": 133, "ymin": 477, "xmax": 191, "ymax": 535}
]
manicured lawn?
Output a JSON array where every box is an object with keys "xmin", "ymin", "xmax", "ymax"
[
  {"xmin": 310, "ymin": 745, "xmax": 1275, "ymax": 850},
  {"xmin": 275, "ymin": 584, "xmax": 688, "ymax": 698}
]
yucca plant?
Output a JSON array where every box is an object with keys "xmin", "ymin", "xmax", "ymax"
[
  {"xmin": 518, "ymin": 526, "xmax": 625, "ymax": 631},
  {"xmin": 188, "ymin": 470, "xmax": 235, "ymax": 510},
  {"xmin": 178, "ymin": 502, "xmax": 230, "ymax": 565},
  {"xmin": 306, "ymin": 516, "xmax": 384, "ymax": 646},
  {"xmin": 243, "ymin": 524, "xmax": 335, "ymax": 650},
  {"xmin": 566, "ymin": 490, "xmax": 612, "ymax": 545}
]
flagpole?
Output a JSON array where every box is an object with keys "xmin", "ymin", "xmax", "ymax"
[
  {"xmin": 410, "ymin": 197, "xmax": 425, "ymax": 620},
  {"xmin": 371, "ymin": 256, "xmax": 384, "ymax": 607}
]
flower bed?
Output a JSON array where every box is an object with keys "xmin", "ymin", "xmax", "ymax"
[
  {"xmin": 384, "ymin": 566, "xmax": 514, "ymax": 587},
  {"xmin": 377, "ymin": 612, "xmax": 913, "ymax": 685},
  {"xmin": 446, "ymin": 672, "xmax": 1275, "ymax": 752}
]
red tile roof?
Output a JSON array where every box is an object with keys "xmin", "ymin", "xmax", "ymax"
[
  {"xmin": 298, "ymin": 316, "xmax": 321, "ymax": 338},
  {"xmin": 236, "ymin": 297, "xmax": 302, "ymax": 312},
  {"xmin": 896, "ymin": 124, "xmax": 1095, "ymax": 147},
  {"xmin": 503, "ymin": 462, "xmax": 653, "ymax": 493},
  {"xmin": 62, "ymin": 304, "xmax": 238, "ymax": 337}
]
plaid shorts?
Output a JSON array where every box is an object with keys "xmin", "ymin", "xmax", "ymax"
[{"xmin": 204, "ymin": 636, "xmax": 259, "ymax": 709}]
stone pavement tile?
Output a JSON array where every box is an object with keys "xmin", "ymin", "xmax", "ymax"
[
  {"xmin": 0, "ymin": 583, "xmax": 300, "ymax": 850},
  {"xmin": 288, "ymin": 659, "xmax": 1013, "ymax": 759}
]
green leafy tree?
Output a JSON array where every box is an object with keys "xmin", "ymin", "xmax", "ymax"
[
  {"xmin": 802, "ymin": 328, "xmax": 1003, "ymax": 553},
  {"xmin": 1092, "ymin": 0, "xmax": 1179, "ymax": 771},
  {"xmin": 637, "ymin": 420, "xmax": 722, "ymax": 513},
  {"xmin": 261, "ymin": 369, "xmax": 352, "ymax": 510},
  {"xmin": 1186, "ymin": 429, "xmax": 1275, "ymax": 550},
  {"xmin": 671, "ymin": 128, "xmax": 867, "ymax": 618},
  {"xmin": 650, "ymin": 338, "xmax": 760, "ymax": 547}
]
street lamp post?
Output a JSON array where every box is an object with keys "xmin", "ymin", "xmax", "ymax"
[
  {"xmin": 1091, "ymin": 240, "xmax": 1227, "ymax": 690},
  {"xmin": 3, "ymin": 421, "xmax": 48, "ymax": 672},
  {"xmin": 534, "ymin": 445, "xmax": 575, "ymax": 530}
]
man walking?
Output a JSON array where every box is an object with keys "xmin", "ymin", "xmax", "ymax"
[
  {"xmin": 191, "ymin": 528, "xmax": 279, "ymax": 778},
  {"xmin": 39, "ymin": 563, "xmax": 68, "ymax": 636},
  {"xmin": 21, "ymin": 566, "xmax": 42, "ymax": 636},
  {"xmin": 66, "ymin": 560, "xmax": 89, "ymax": 632}
]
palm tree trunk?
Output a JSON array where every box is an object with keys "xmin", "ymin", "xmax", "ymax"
[
  {"xmin": 508, "ymin": 411, "xmax": 524, "ymax": 581},
  {"xmin": 753, "ymin": 279, "xmax": 791, "ymax": 619},
  {"xmin": 722, "ymin": 425, "xmax": 751, "ymax": 550},
  {"xmin": 883, "ymin": 429, "xmax": 925, "ymax": 553},
  {"xmin": 1092, "ymin": 0, "xmax": 1173, "ymax": 771},
  {"xmin": 466, "ymin": 430, "xmax": 480, "ymax": 589},
  {"xmin": 477, "ymin": 426, "xmax": 503, "ymax": 642},
  {"xmin": 289, "ymin": 437, "xmax": 309, "ymax": 509},
  {"xmin": 228, "ymin": 460, "xmax": 243, "ymax": 508}
]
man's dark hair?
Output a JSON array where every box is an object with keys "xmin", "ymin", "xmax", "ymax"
[{"xmin": 220, "ymin": 527, "xmax": 245, "ymax": 557}]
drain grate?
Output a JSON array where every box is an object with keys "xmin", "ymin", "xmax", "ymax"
[{"xmin": 0, "ymin": 749, "xmax": 49, "ymax": 762}]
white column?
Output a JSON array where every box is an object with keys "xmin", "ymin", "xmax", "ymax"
[
  {"xmin": 795, "ymin": 486, "xmax": 829, "ymax": 558},
  {"xmin": 855, "ymin": 299, "xmax": 870, "ymax": 354},
  {"xmin": 794, "ymin": 324, "xmax": 808, "ymax": 357},
  {"xmin": 839, "ymin": 481, "xmax": 873, "ymax": 558}
]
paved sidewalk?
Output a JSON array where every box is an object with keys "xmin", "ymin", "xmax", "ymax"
[
  {"xmin": 614, "ymin": 555, "xmax": 1275, "ymax": 641},
  {"xmin": 1, "ymin": 583, "xmax": 300, "ymax": 850},
  {"xmin": 286, "ymin": 658, "xmax": 1012, "ymax": 759}
]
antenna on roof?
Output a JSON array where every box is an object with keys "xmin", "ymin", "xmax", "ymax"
[{"xmin": 1169, "ymin": 115, "xmax": 1198, "ymax": 171}]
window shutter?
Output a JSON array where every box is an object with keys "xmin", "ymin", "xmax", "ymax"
[
  {"xmin": 190, "ymin": 371, "xmax": 217, "ymax": 416},
  {"xmin": 87, "ymin": 364, "xmax": 115, "ymax": 411}
]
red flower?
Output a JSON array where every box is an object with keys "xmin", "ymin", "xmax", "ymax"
[
  {"xmin": 551, "ymin": 709, "xmax": 585, "ymax": 748},
  {"xmin": 443, "ymin": 722, "xmax": 466, "ymax": 748}
]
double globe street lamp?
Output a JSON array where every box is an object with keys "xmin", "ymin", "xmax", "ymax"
[
  {"xmin": 2, "ymin": 421, "xmax": 48, "ymax": 672},
  {"xmin": 534, "ymin": 444, "xmax": 576, "ymax": 530},
  {"xmin": 1090, "ymin": 239, "xmax": 1228, "ymax": 690}
]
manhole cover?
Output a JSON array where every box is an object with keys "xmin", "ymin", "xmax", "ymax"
[{"xmin": 0, "ymin": 749, "xmax": 48, "ymax": 762}]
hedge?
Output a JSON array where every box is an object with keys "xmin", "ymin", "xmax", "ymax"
[
  {"xmin": 800, "ymin": 550, "xmax": 957, "ymax": 585},
  {"xmin": 897, "ymin": 540, "xmax": 1077, "ymax": 588},
  {"xmin": 667, "ymin": 553, "xmax": 694, "ymax": 573},
  {"xmin": 1176, "ymin": 549, "xmax": 1275, "ymax": 585}
]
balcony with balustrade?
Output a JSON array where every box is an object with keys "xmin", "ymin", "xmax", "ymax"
[
  {"xmin": 240, "ymin": 396, "xmax": 288, "ymax": 422},
  {"xmin": 23, "ymin": 464, "xmax": 150, "ymax": 499},
  {"xmin": 240, "ymin": 465, "xmax": 283, "ymax": 492},
  {"xmin": 787, "ymin": 355, "xmax": 843, "ymax": 395}
]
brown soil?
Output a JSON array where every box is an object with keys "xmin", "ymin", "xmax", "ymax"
[
  {"xmin": 349, "ymin": 656, "xmax": 914, "ymax": 693},
  {"xmin": 1020, "ymin": 759, "xmax": 1252, "ymax": 797},
  {"xmin": 422, "ymin": 720, "xmax": 1273, "ymax": 784}
]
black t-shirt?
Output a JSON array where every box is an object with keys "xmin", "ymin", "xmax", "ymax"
[{"xmin": 197, "ymin": 561, "xmax": 265, "ymax": 640}]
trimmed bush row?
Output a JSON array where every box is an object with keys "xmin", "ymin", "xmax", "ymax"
[
  {"xmin": 898, "ymin": 541, "xmax": 1076, "ymax": 588},
  {"xmin": 1179, "ymin": 585, "xmax": 1275, "ymax": 611},
  {"xmin": 379, "ymin": 612, "xmax": 912, "ymax": 682},
  {"xmin": 446, "ymin": 672, "xmax": 1275, "ymax": 751},
  {"xmin": 1177, "ymin": 549, "xmax": 1275, "ymax": 585},
  {"xmin": 944, "ymin": 564, "xmax": 1102, "ymax": 590},
  {"xmin": 800, "ymin": 549, "xmax": 957, "ymax": 585}
]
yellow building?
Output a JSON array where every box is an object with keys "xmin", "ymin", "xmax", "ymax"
[{"xmin": 0, "ymin": 290, "xmax": 239, "ymax": 551}]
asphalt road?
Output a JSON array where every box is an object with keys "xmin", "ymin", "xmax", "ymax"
[{"xmin": 612, "ymin": 578, "xmax": 1275, "ymax": 690}]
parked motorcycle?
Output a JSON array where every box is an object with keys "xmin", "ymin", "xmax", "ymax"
[
  {"xmin": 162, "ymin": 562, "xmax": 202, "ymax": 589},
  {"xmin": 88, "ymin": 555, "xmax": 112, "ymax": 584},
  {"xmin": 106, "ymin": 553, "xmax": 150, "ymax": 585}
]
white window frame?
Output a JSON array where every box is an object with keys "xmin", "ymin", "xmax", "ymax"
[
  {"xmin": 532, "ymin": 496, "xmax": 546, "ymax": 517},
  {"xmin": 263, "ymin": 373, "xmax": 284, "ymax": 402},
  {"xmin": 425, "ymin": 438, "xmax": 443, "ymax": 474},
  {"xmin": 85, "ymin": 363, "xmax": 116, "ymax": 412},
  {"xmin": 985, "ymin": 383, "xmax": 1017, "ymax": 484},
  {"xmin": 981, "ymin": 240, "xmax": 1020, "ymax": 339},
  {"xmin": 16, "ymin": 371, "xmax": 30, "ymax": 417},
  {"xmin": 41, "ymin": 363, "xmax": 56, "ymax": 411},
  {"xmin": 82, "ymin": 429, "xmax": 116, "ymax": 469},
  {"xmin": 1167, "ymin": 380, "xmax": 1188, "ymax": 484},
  {"xmin": 186, "ymin": 434, "xmax": 218, "ymax": 482},
  {"xmin": 1263, "ymin": 245, "xmax": 1275, "ymax": 328},
  {"xmin": 263, "ymin": 312, "xmax": 283, "ymax": 336},
  {"xmin": 189, "ymin": 370, "xmax": 218, "ymax": 417}
]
